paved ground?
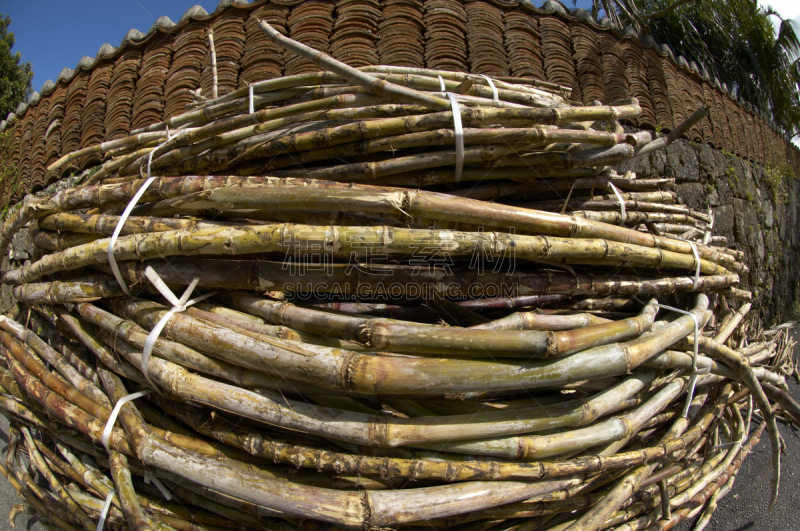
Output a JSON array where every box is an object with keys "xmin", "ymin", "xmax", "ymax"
[{"xmin": 0, "ymin": 331, "xmax": 797, "ymax": 531}]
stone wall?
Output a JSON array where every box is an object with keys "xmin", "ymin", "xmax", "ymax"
[{"xmin": 617, "ymin": 139, "xmax": 800, "ymax": 326}]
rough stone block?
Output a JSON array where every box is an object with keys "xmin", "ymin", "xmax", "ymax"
[
  {"xmin": 712, "ymin": 150, "xmax": 728, "ymax": 179},
  {"xmin": 762, "ymin": 198, "xmax": 774, "ymax": 229},
  {"xmin": 649, "ymin": 150, "xmax": 666, "ymax": 176},
  {"xmin": 713, "ymin": 204, "xmax": 734, "ymax": 235},
  {"xmin": 714, "ymin": 179, "xmax": 734, "ymax": 205},
  {"xmin": 615, "ymin": 154, "xmax": 651, "ymax": 178},
  {"xmin": 733, "ymin": 198, "xmax": 758, "ymax": 248},
  {"xmin": 675, "ymin": 183, "xmax": 705, "ymax": 210},
  {"xmin": 694, "ymin": 143, "xmax": 716, "ymax": 180},
  {"xmin": 665, "ymin": 140, "xmax": 699, "ymax": 182}
]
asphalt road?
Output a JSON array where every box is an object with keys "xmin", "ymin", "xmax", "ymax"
[{"xmin": 0, "ymin": 332, "xmax": 797, "ymax": 531}]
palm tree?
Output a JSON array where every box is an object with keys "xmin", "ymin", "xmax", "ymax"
[{"xmin": 584, "ymin": 0, "xmax": 800, "ymax": 141}]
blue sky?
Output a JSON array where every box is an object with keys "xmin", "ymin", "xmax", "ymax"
[
  {"xmin": 1, "ymin": 0, "xmax": 797, "ymax": 94},
  {"xmin": 2, "ymin": 1, "xmax": 219, "ymax": 93}
]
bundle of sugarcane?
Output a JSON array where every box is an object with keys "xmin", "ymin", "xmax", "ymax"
[{"xmin": 0, "ymin": 21, "xmax": 796, "ymax": 531}]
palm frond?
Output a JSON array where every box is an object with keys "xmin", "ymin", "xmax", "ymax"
[{"xmin": 603, "ymin": 0, "xmax": 800, "ymax": 137}]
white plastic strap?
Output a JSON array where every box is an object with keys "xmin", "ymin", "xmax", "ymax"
[
  {"xmin": 438, "ymin": 75, "xmax": 446, "ymax": 92},
  {"xmin": 107, "ymin": 174, "xmax": 156, "ymax": 296},
  {"xmin": 608, "ymin": 182, "xmax": 627, "ymax": 225},
  {"xmin": 446, "ymin": 93, "xmax": 464, "ymax": 183},
  {"xmin": 248, "ymin": 84, "xmax": 254, "ymax": 114},
  {"xmin": 654, "ymin": 303, "xmax": 706, "ymax": 418},
  {"xmin": 140, "ymin": 266, "xmax": 216, "ymax": 390},
  {"xmin": 144, "ymin": 471, "xmax": 173, "ymax": 501},
  {"xmin": 689, "ymin": 242, "xmax": 701, "ymax": 291},
  {"xmin": 107, "ymin": 132, "xmax": 186, "ymax": 295},
  {"xmin": 96, "ymin": 489, "xmax": 116, "ymax": 531},
  {"xmin": 101, "ymin": 390, "xmax": 151, "ymax": 452},
  {"xmin": 479, "ymin": 74, "xmax": 500, "ymax": 103}
]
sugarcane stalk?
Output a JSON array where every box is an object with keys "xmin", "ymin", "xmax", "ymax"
[
  {"xmin": 13, "ymin": 464, "xmax": 86, "ymax": 530},
  {"xmin": 38, "ymin": 211, "xmax": 239, "ymax": 236},
  {"xmin": 145, "ymin": 181, "xmax": 739, "ymax": 270},
  {"xmin": 68, "ymin": 484, "xmax": 235, "ymax": 531},
  {"xmin": 2, "ymin": 331, "xmax": 266, "ymax": 467},
  {"xmin": 633, "ymin": 107, "xmax": 710, "ymax": 159},
  {"xmin": 13, "ymin": 277, "xmax": 124, "ymax": 303},
  {"xmin": 220, "ymin": 292, "xmax": 658, "ymax": 357},
  {"xmin": 20, "ymin": 427, "xmax": 95, "ymax": 530},
  {"xmin": 56, "ymin": 443, "xmax": 118, "ymax": 502},
  {"xmin": 646, "ymin": 349, "xmax": 785, "ymax": 386},
  {"xmin": 688, "ymin": 474, "xmax": 732, "ymax": 531},
  {"xmin": 0, "ymin": 320, "xmax": 111, "ymax": 408},
  {"xmin": 12, "ymin": 264, "xmax": 740, "ymax": 305},
  {"xmin": 762, "ymin": 382, "xmax": 800, "ymax": 424},
  {"xmin": 516, "ymin": 199, "xmax": 699, "ymax": 218},
  {"xmin": 471, "ymin": 312, "xmax": 610, "ymax": 331},
  {"xmin": 0, "ymin": 461, "xmax": 81, "ymax": 531},
  {"xmin": 254, "ymin": 128, "xmax": 637, "ymax": 175},
  {"xmin": 93, "ymin": 368, "xmax": 161, "ymax": 531},
  {"xmin": 156, "ymin": 479, "xmax": 288, "ymax": 529},
  {"xmin": 132, "ymin": 101, "xmax": 432, "ymax": 177},
  {"xmin": 561, "ymin": 386, "xmax": 730, "ymax": 531},
  {"xmin": 59, "ymin": 443, "xmax": 245, "ymax": 530},
  {"xmin": 259, "ymin": 20, "xmax": 450, "ymax": 111},
  {"xmin": 53, "ymin": 309, "xmax": 146, "ymax": 385},
  {"xmin": 59, "ymin": 489, "xmax": 127, "ymax": 528},
  {"xmin": 714, "ymin": 302, "xmax": 751, "ymax": 343},
  {"xmin": 646, "ymin": 425, "xmax": 761, "ymax": 531},
  {"xmin": 137, "ymin": 93, "xmax": 387, "ymax": 162},
  {"xmin": 424, "ymin": 375, "xmax": 696, "ymax": 460},
  {"xmin": 150, "ymin": 102, "xmax": 640, "ymax": 177},
  {"xmin": 90, "ymin": 317, "xmax": 341, "ymax": 397},
  {"xmin": 359, "ymin": 65, "xmax": 569, "ymax": 100},
  {"xmin": 569, "ymin": 211, "xmax": 707, "ymax": 227},
  {"xmin": 84, "ymin": 145, "xmax": 162, "ymax": 185},
  {"xmin": 0, "ymin": 175, "xmax": 741, "ymax": 270},
  {"xmin": 91, "ymin": 313, "xmax": 660, "ymax": 447},
  {"xmin": 82, "ymin": 363, "xmax": 593, "ymax": 527},
  {"xmin": 33, "ymin": 230, "xmax": 102, "ymax": 251},
  {"xmin": 47, "ymin": 131, "xmax": 171, "ymax": 172},
  {"xmin": 110, "ymin": 450, "xmax": 156, "ymax": 531},
  {"xmin": 97, "ymin": 388, "xmax": 737, "ymax": 485},
  {"xmin": 685, "ymin": 335, "xmax": 781, "ymax": 507},
  {"xmin": 2, "ymin": 219, "xmax": 735, "ymax": 287},
  {"xmin": 27, "ymin": 315, "xmax": 99, "ymax": 385}
]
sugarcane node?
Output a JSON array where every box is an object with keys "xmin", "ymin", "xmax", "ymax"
[
  {"xmin": 546, "ymin": 330, "xmax": 559, "ymax": 358},
  {"xmin": 358, "ymin": 323, "xmax": 374, "ymax": 348}
]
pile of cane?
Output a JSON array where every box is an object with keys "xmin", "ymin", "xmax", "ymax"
[{"xmin": 0, "ymin": 21, "xmax": 798, "ymax": 531}]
